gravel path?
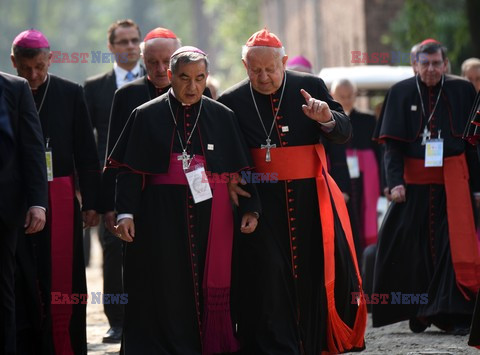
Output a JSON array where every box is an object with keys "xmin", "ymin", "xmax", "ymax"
[{"xmin": 85, "ymin": 229, "xmax": 477, "ymax": 354}]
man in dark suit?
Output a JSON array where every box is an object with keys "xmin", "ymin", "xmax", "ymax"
[
  {"xmin": 0, "ymin": 71, "xmax": 48, "ymax": 355},
  {"xmin": 0, "ymin": 86, "xmax": 14, "ymax": 170},
  {"xmin": 84, "ymin": 18, "xmax": 143, "ymax": 343}
]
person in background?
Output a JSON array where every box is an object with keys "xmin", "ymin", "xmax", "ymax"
[
  {"xmin": 462, "ymin": 58, "xmax": 480, "ymax": 93},
  {"xmin": 83, "ymin": 18, "xmax": 143, "ymax": 344}
]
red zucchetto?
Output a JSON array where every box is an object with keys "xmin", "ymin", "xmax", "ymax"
[
  {"xmin": 144, "ymin": 27, "xmax": 177, "ymax": 42},
  {"xmin": 12, "ymin": 29, "xmax": 50, "ymax": 48},
  {"xmin": 419, "ymin": 38, "xmax": 441, "ymax": 46},
  {"xmin": 245, "ymin": 28, "xmax": 282, "ymax": 48}
]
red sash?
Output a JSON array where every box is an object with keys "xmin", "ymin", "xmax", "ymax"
[
  {"xmin": 250, "ymin": 144, "xmax": 367, "ymax": 353},
  {"xmin": 146, "ymin": 155, "xmax": 239, "ymax": 354},
  {"xmin": 404, "ymin": 155, "xmax": 480, "ymax": 298},
  {"xmin": 48, "ymin": 176, "xmax": 75, "ymax": 355}
]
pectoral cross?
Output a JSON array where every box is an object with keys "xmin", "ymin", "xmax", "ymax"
[
  {"xmin": 261, "ymin": 138, "xmax": 276, "ymax": 162},
  {"xmin": 421, "ymin": 126, "xmax": 431, "ymax": 145},
  {"xmin": 178, "ymin": 150, "xmax": 191, "ymax": 170}
]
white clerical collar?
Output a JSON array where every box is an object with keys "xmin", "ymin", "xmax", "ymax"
[{"xmin": 168, "ymin": 88, "xmax": 201, "ymax": 107}]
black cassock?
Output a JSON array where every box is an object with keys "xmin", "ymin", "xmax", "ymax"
[
  {"xmin": 373, "ymin": 75, "xmax": 480, "ymax": 329},
  {"xmin": 465, "ymin": 90, "xmax": 480, "ymax": 348},
  {"xmin": 346, "ymin": 109, "xmax": 381, "ymax": 251},
  {"xmin": 219, "ymin": 70, "xmax": 365, "ymax": 354},
  {"xmin": 15, "ymin": 74, "xmax": 100, "ymax": 354},
  {"xmin": 101, "ymin": 77, "xmax": 211, "ymax": 213},
  {"xmin": 111, "ymin": 92, "xmax": 258, "ymax": 354}
]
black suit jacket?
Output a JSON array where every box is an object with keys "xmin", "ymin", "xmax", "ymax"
[
  {"xmin": 84, "ymin": 66, "xmax": 145, "ymax": 165},
  {"xmin": 84, "ymin": 69, "xmax": 117, "ymax": 165},
  {"xmin": 0, "ymin": 72, "xmax": 48, "ymax": 226}
]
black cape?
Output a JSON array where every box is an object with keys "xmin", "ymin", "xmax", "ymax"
[
  {"xmin": 372, "ymin": 74, "xmax": 480, "ymax": 329},
  {"xmin": 112, "ymin": 92, "xmax": 259, "ymax": 354},
  {"xmin": 15, "ymin": 74, "xmax": 100, "ymax": 354},
  {"xmin": 219, "ymin": 70, "xmax": 364, "ymax": 354},
  {"xmin": 101, "ymin": 77, "xmax": 211, "ymax": 212}
]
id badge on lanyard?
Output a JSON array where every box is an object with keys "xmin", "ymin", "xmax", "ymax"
[
  {"xmin": 185, "ymin": 163, "xmax": 212, "ymax": 203},
  {"xmin": 45, "ymin": 138, "xmax": 54, "ymax": 181},
  {"xmin": 424, "ymin": 139, "xmax": 443, "ymax": 167}
]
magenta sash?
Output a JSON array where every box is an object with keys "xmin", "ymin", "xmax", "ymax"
[
  {"xmin": 146, "ymin": 154, "xmax": 239, "ymax": 354},
  {"xmin": 48, "ymin": 176, "xmax": 75, "ymax": 355},
  {"xmin": 347, "ymin": 149, "xmax": 380, "ymax": 246}
]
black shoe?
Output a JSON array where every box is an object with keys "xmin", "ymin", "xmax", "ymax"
[
  {"xmin": 102, "ymin": 326, "xmax": 123, "ymax": 343},
  {"xmin": 409, "ymin": 317, "xmax": 428, "ymax": 333}
]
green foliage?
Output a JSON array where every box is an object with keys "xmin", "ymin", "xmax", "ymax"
[
  {"xmin": 385, "ymin": 0, "xmax": 471, "ymax": 74},
  {"xmin": 204, "ymin": 0, "xmax": 260, "ymax": 91}
]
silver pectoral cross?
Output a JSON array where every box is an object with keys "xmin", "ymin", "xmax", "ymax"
[
  {"xmin": 178, "ymin": 151, "xmax": 191, "ymax": 170},
  {"xmin": 421, "ymin": 126, "xmax": 431, "ymax": 145},
  {"xmin": 261, "ymin": 138, "xmax": 276, "ymax": 162}
]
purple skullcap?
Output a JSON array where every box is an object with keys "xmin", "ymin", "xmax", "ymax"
[
  {"xmin": 13, "ymin": 29, "xmax": 50, "ymax": 48},
  {"xmin": 286, "ymin": 56, "xmax": 312, "ymax": 70},
  {"xmin": 170, "ymin": 46, "xmax": 207, "ymax": 59}
]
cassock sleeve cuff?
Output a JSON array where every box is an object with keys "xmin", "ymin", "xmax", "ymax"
[
  {"xmin": 319, "ymin": 116, "xmax": 336, "ymax": 132},
  {"xmin": 117, "ymin": 213, "xmax": 134, "ymax": 222},
  {"xmin": 30, "ymin": 206, "xmax": 47, "ymax": 212}
]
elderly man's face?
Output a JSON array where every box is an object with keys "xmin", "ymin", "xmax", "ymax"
[
  {"xmin": 167, "ymin": 60, "xmax": 207, "ymax": 105},
  {"xmin": 143, "ymin": 38, "xmax": 179, "ymax": 89},
  {"xmin": 416, "ymin": 50, "xmax": 447, "ymax": 87},
  {"xmin": 11, "ymin": 51, "xmax": 51, "ymax": 89},
  {"xmin": 243, "ymin": 47, "xmax": 287, "ymax": 95}
]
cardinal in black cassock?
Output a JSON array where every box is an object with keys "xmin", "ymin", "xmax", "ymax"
[
  {"xmin": 373, "ymin": 39, "xmax": 480, "ymax": 335},
  {"xmin": 219, "ymin": 29, "xmax": 366, "ymax": 354}
]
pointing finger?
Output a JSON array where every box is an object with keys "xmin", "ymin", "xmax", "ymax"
[{"xmin": 300, "ymin": 89, "xmax": 312, "ymax": 103}]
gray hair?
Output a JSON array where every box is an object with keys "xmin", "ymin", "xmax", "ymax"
[
  {"xmin": 169, "ymin": 51, "xmax": 209, "ymax": 74},
  {"xmin": 461, "ymin": 57, "xmax": 480, "ymax": 76},
  {"xmin": 241, "ymin": 45, "xmax": 286, "ymax": 61},
  {"xmin": 140, "ymin": 37, "xmax": 182, "ymax": 56}
]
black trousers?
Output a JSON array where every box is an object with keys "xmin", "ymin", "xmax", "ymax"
[
  {"xmin": 100, "ymin": 225, "xmax": 124, "ymax": 327},
  {"xmin": 0, "ymin": 219, "xmax": 18, "ymax": 355}
]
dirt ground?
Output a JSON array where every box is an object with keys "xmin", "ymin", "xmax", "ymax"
[{"xmin": 85, "ymin": 229, "xmax": 477, "ymax": 355}]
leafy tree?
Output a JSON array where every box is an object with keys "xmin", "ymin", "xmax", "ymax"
[{"xmin": 384, "ymin": 0, "xmax": 472, "ymax": 74}]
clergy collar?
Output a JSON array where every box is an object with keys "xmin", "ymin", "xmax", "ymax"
[
  {"xmin": 417, "ymin": 74, "xmax": 445, "ymax": 90},
  {"xmin": 168, "ymin": 88, "xmax": 202, "ymax": 107},
  {"xmin": 31, "ymin": 73, "xmax": 49, "ymax": 95}
]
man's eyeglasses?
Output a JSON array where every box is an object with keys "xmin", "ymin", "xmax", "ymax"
[
  {"xmin": 113, "ymin": 38, "xmax": 140, "ymax": 46},
  {"xmin": 418, "ymin": 60, "xmax": 444, "ymax": 69}
]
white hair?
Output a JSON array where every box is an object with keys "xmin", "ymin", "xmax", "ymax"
[
  {"xmin": 241, "ymin": 45, "xmax": 286, "ymax": 61},
  {"xmin": 331, "ymin": 78, "xmax": 357, "ymax": 94}
]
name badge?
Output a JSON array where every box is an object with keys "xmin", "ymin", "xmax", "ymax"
[
  {"xmin": 425, "ymin": 139, "xmax": 443, "ymax": 167},
  {"xmin": 281, "ymin": 126, "xmax": 289, "ymax": 132},
  {"xmin": 185, "ymin": 163, "xmax": 212, "ymax": 203},
  {"xmin": 347, "ymin": 156, "xmax": 360, "ymax": 178},
  {"xmin": 45, "ymin": 149, "xmax": 54, "ymax": 181},
  {"xmin": 411, "ymin": 105, "xmax": 417, "ymax": 111}
]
